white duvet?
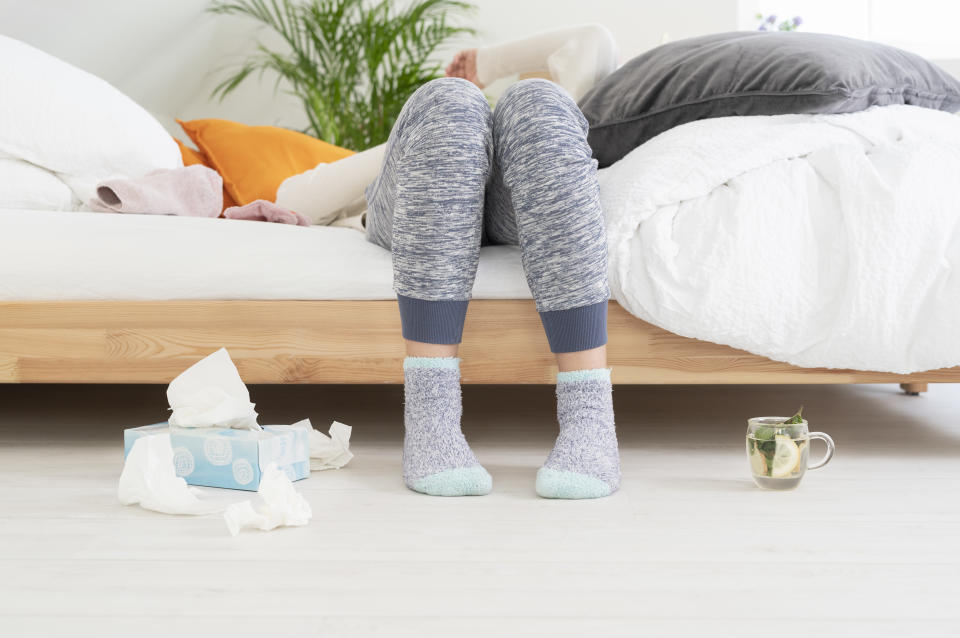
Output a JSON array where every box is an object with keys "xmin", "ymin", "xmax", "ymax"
[{"xmin": 599, "ymin": 104, "xmax": 960, "ymax": 374}]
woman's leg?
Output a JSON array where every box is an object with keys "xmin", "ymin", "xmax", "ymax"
[
  {"xmin": 488, "ymin": 78, "xmax": 620, "ymax": 499},
  {"xmin": 364, "ymin": 77, "xmax": 493, "ymax": 496}
]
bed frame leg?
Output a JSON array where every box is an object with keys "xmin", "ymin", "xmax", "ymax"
[{"xmin": 900, "ymin": 382, "xmax": 928, "ymax": 396}]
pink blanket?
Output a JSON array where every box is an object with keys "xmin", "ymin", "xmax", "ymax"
[
  {"xmin": 224, "ymin": 200, "xmax": 310, "ymax": 227},
  {"xmin": 90, "ymin": 165, "xmax": 222, "ymax": 217},
  {"xmin": 89, "ymin": 165, "xmax": 309, "ymax": 226}
]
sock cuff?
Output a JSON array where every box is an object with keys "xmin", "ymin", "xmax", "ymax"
[
  {"xmin": 557, "ymin": 367, "xmax": 612, "ymax": 383},
  {"xmin": 404, "ymin": 356, "xmax": 461, "ymax": 371}
]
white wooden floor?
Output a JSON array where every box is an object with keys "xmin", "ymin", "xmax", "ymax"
[{"xmin": 1, "ymin": 382, "xmax": 959, "ymax": 637}]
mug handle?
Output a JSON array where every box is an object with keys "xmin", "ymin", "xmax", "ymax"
[{"xmin": 807, "ymin": 432, "xmax": 835, "ymax": 470}]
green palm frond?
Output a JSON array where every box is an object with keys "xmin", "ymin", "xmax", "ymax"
[{"xmin": 208, "ymin": 0, "xmax": 476, "ymax": 150}]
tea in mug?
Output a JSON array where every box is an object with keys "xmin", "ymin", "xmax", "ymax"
[
  {"xmin": 746, "ymin": 427, "xmax": 809, "ymax": 489},
  {"xmin": 746, "ymin": 408, "xmax": 835, "ymax": 490}
]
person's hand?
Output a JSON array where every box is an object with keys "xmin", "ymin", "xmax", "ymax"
[{"xmin": 444, "ymin": 48, "xmax": 484, "ymax": 88}]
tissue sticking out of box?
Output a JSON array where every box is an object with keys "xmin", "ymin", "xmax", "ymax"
[
  {"xmin": 167, "ymin": 348, "xmax": 260, "ymax": 430},
  {"xmin": 118, "ymin": 433, "xmax": 228, "ymax": 515},
  {"xmin": 310, "ymin": 420, "xmax": 353, "ymax": 470},
  {"xmin": 223, "ymin": 463, "xmax": 313, "ymax": 536}
]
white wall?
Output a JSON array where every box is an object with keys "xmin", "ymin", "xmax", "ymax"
[
  {"xmin": 1, "ymin": 0, "xmax": 740, "ymax": 138},
  {"xmin": 459, "ymin": 0, "xmax": 739, "ymax": 62},
  {"xmin": 436, "ymin": 0, "xmax": 738, "ymax": 101},
  {"xmin": 739, "ymin": 0, "xmax": 960, "ymax": 59},
  {"xmin": 2, "ymin": 0, "xmax": 258, "ymax": 132},
  {"xmin": 1, "ymin": 0, "xmax": 954, "ymax": 144}
]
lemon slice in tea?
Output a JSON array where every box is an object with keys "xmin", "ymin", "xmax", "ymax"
[
  {"xmin": 771, "ymin": 434, "xmax": 801, "ymax": 478},
  {"xmin": 749, "ymin": 449, "xmax": 768, "ymax": 476}
]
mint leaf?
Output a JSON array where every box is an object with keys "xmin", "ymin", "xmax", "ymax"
[
  {"xmin": 782, "ymin": 406, "xmax": 804, "ymax": 425},
  {"xmin": 754, "ymin": 426, "xmax": 776, "ymax": 440}
]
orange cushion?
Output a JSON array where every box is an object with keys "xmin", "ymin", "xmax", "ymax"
[
  {"xmin": 174, "ymin": 138, "xmax": 207, "ymax": 167},
  {"xmin": 176, "ymin": 118, "xmax": 355, "ymax": 206},
  {"xmin": 173, "ymin": 138, "xmax": 238, "ymax": 211}
]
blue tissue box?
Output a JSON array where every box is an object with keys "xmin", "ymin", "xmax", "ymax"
[{"xmin": 123, "ymin": 422, "xmax": 311, "ymax": 491}]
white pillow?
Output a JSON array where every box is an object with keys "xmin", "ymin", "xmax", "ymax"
[
  {"xmin": 0, "ymin": 157, "xmax": 75, "ymax": 210},
  {"xmin": 0, "ymin": 35, "xmax": 181, "ymax": 205}
]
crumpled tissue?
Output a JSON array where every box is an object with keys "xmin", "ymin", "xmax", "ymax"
[
  {"xmin": 167, "ymin": 347, "xmax": 260, "ymax": 430},
  {"xmin": 309, "ymin": 420, "xmax": 353, "ymax": 470},
  {"xmin": 224, "ymin": 463, "xmax": 313, "ymax": 536},
  {"xmin": 118, "ymin": 433, "xmax": 226, "ymax": 515},
  {"xmin": 119, "ymin": 433, "xmax": 311, "ymax": 535},
  {"xmin": 118, "ymin": 347, "xmax": 351, "ymax": 533}
]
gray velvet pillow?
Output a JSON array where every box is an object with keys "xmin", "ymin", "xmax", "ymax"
[{"xmin": 578, "ymin": 31, "xmax": 960, "ymax": 168}]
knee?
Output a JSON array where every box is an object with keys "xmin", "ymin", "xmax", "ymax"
[
  {"xmin": 493, "ymin": 79, "xmax": 587, "ymax": 139},
  {"xmin": 410, "ymin": 76, "xmax": 488, "ymax": 109},
  {"xmin": 499, "ymin": 77, "xmax": 570, "ymax": 105},
  {"xmin": 492, "ymin": 79, "xmax": 592, "ymax": 175},
  {"xmin": 399, "ymin": 77, "xmax": 491, "ymax": 144}
]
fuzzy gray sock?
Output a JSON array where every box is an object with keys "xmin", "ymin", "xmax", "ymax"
[
  {"xmin": 536, "ymin": 368, "xmax": 620, "ymax": 499},
  {"xmin": 402, "ymin": 357, "xmax": 492, "ymax": 496}
]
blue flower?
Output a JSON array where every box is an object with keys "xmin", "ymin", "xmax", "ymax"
[
  {"xmin": 792, "ymin": 16, "xmax": 803, "ymax": 26},
  {"xmin": 766, "ymin": 14, "xmax": 777, "ymax": 24}
]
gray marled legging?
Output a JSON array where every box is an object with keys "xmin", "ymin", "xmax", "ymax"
[{"xmin": 363, "ymin": 77, "xmax": 609, "ymax": 353}]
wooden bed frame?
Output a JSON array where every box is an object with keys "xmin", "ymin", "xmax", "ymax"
[{"xmin": 1, "ymin": 299, "xmax": 955, "ymax": 393}]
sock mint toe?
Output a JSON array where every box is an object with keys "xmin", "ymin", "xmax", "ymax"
[
  {"xmin": 403, "ymin": 356, "xmax": 490, "ymax": 497},
  {"xmin": 536, "ymin": 467, "xmax": 611, "ymax": 499},
  {"xmin": 411, "ymin": 466, "xmax": 492, "ymax": 497},
  {"xmin": 539, "ymin": 367, "xmax": 620, "ymax": 499}
]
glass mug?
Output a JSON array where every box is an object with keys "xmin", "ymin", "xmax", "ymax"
[{"xmin": 746, "ymin": 417, "xmax": 835, "ymax": 490}]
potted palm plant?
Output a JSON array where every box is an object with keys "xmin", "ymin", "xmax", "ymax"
[{"xmin": 209, "ymin": 0, "xmax": 477, "ymax": 151}]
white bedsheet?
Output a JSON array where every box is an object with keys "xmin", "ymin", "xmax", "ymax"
[
  {"xmin": 599, "ymin": 104, "xmax": 960, "ymax": 374},
  {"xmin": 0, "ymin": 211, "xmax": 531, "ymax": 301}
]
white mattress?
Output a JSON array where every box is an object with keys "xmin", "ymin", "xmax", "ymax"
[{"xmin": 0, "ymin": 210, "xmax": 533, "ymax": 300}]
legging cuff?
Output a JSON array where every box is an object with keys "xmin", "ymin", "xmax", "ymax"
[
  {"xmin": 397, "ymin": 294, "xmax": 470, "ymax": 344},
  {"xmin": 539, "ymin": 300, "xmax": 609, "ymax": 353}
]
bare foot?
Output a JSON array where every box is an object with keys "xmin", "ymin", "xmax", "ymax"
[{"xmin": 444, "ymin": 48, "xmax": 484, "ymax": 88}]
